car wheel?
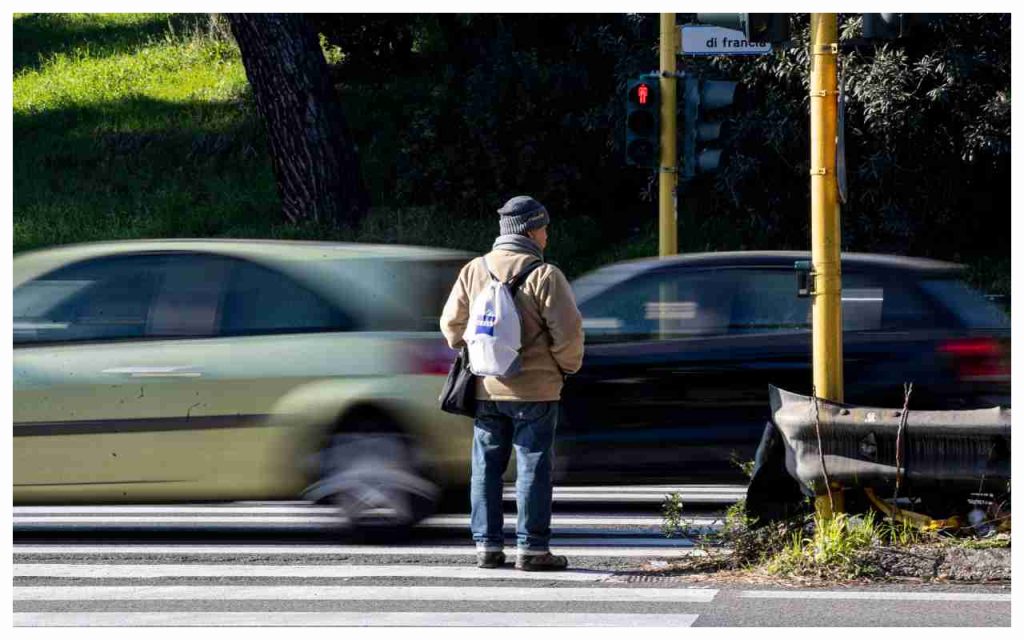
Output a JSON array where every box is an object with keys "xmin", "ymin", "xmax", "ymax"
[{"xmin": 306, "ymin": 431, "xmax": 440, "ymax": 534}]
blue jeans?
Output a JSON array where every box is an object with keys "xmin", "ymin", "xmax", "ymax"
[{"xmin": 471, "ymin": 400, "xmax": 558, "ymax": 554}]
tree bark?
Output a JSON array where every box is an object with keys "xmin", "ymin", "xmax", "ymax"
[{"xmin": 227, "ymin": 13, "xmax": 368, "ymax": 226}]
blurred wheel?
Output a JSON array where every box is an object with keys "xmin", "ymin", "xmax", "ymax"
[{"xmin": 306, "ymin": 430, "xmax": 440, "ymax": 533}]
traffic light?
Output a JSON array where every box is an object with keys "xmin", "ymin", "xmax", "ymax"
[
  {"xmin": 624, "ymin": 76, "xmax": 660, "ymax": 168},
  {"xmin": 696, "ymin": 13, "xmax": 790, "ymax": 44},
  {"xmin": 862, "ymin": 13, "xmax": 936, "ymax": 39},
  {"xmin": 681, "ymin": 77, "xmax": 743, "ymax": 179}
]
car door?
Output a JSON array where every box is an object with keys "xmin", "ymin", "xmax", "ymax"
[
  {"xmin": 562, "ymin": 265, "xmax": 815, "ymax": 483},
  {"xmin": 14, "ymin": 250, "xmax": 366, "ymax": 502},
  {"xmin": 14, "ymin": 252, "xmax": 234, "ymax": 500}
]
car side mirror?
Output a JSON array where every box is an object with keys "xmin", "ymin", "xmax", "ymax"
[{"xmin": 794, "ymin": 260, "xmax": 814, "ymax": 298}]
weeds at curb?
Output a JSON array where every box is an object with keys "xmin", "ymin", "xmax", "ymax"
[{"xmin": 660, "ymin": 492, "xmax": 1010, "ymax": 582}]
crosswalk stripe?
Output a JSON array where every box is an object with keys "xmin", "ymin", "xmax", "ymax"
[
  {"xmin": 15, "ymin": 563, "xmax": 613, "ymax": 582},
  {"xmin": 550, "ymin": 486, "xmax": 745, "ymax": 493},
  {"xmin": 739, "ymin": 590, "xmax": 1011, "ymax": 602},
  {"xmin": 13, "ymin": 514, "xmax": 711, "ymax": 527},
  {"xmin": 15, "ymin": 516, "xmax": 344, "ymax": 524},
  {"xmin": 529, "ymin": 494, "xmax": 741, "ymax": 503},
  {"xmin": 14, "ymin": 612, "xmax": 701, "ymax": 627},
  {"xmin": 13, "ymin": 505, "xmax": 340, "ymax": 515},
  {"xmin": 14, "ymin": 585, "xmax": 718, "ymax": 602},
  {"xmin": 14, "ymin": 544, "xmax": 707, "ymax": 557}
]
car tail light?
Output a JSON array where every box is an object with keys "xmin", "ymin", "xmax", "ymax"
[
  {"xmin": 407, "ymin": 341, "xmax": 456, "ymax": 376},
  {"xmin": 938, "ymin": 338, "xmax": 1010, "ymax": 382}
]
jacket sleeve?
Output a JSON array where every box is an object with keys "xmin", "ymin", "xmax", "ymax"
[
  {"xmin": 536, "ymin": 266, "xmax": 585, "ymax": 374},
  {"xmin": 440, "ymin": 261, "xmax": 473, "ymax": 350}
]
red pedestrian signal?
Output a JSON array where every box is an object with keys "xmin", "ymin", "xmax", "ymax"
[{"xmin": 637, "ymin": 83, "xmax": 649, "ymax": 105}]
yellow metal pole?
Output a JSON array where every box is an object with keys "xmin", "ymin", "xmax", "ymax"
[
  {"xmin": 658, "ymin": 12, "xmax": 678, "ymax": 257},
  {"xmin": 810, "ymin": 13, "xmax": 843, "ymax": 402},
  {"xmin": 810, "ymin": 13, "xmax": 844, "ymax": 518}
]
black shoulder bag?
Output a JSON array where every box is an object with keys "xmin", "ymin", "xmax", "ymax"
[{"xmin": 438, "ymin": 346, "xmax": 476, "ymax": 417}]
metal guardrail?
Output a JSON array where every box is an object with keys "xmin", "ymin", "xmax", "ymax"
[{"xmin": 766, "ymin": 385, "xmax": 1010, "ymax": 495}]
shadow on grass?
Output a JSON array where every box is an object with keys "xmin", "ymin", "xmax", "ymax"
[
  {"xmin": 13, "ymin": 93, "xmax": 636, "ymax": 277},
  {"xmin": 13, "ymin": 94, "xmax": 281, "ymax": 253},
  {"xmin": 13, "ymin": 13, "xmax": 211, "ymax": 74}
]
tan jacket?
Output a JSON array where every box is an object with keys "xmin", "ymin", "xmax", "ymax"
[{"xmin": 440, "ymin": 249, "xmax": 585, "ymax": 402}]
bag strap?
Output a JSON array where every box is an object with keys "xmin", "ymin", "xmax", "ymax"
[
  {"xmin": 481, "ymin": 256, "xmax": 544, "ymax": 295},
  {"xmin": 508, "ymin": 260, "xmax": 545, "ymax": 297},
  {"xmin": 481, "ymin": 256, "xmax": 501, "ymax": 283}
]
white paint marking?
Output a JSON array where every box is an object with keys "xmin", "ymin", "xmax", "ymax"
[
  {"xmin": 531, "ymin": 494, "xmax": 742, "ymax": 503},
  {"xmin": 14, "ymin": 612, "xmax": 700, "ymax": 627},
  {"xmin": 15, "ymin": 563, "xmax": 613, "ymax": 582},
  {"xmin": 15, "ymin": 585, "xmax": 718, "ymax": 602},
  {"xmin": 14, "ymin": 510, "xmax": 705, "ymax": 528},
  {"xmin": 739, "ymin": 590, "xmax": 1011, "ymax": 602},
  {"xmin": 546, "ymin": 486, "xmax": 746, "ymax": 493},
  {"xmin": 14, "ymin": 544, "xmax": 707, "ymax": 558},
  {"xmin": 16, "ymin": 516, "xmax": 343, "ymax": 525},
  {"xmin": 13, "ymin": 505, "xmax": 340, "ymax": 515}
]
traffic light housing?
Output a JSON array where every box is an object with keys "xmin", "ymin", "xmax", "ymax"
[
  {"xmin": 696, "ymin": 13, "xmax": 791, "ymax": 44},
  {"xmin": 624, "ymin": 76, "xmax": 660, "ymax": 168},
  {"xmin": 682, "ymin": 77, "xmax": 743, "ymax": 179},
  {"xmin": 862, "ymin": 13, "xmax": 936, "ymax": 39}
]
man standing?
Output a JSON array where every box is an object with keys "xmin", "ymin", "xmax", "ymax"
[{"xmin": 441, "ymin": 195, "xmax": 585, "ymax": 571}]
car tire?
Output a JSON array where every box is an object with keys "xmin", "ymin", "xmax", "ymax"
[{"xmin": 307, "ymin": 429, "xmax": 440, "ymax": 535}]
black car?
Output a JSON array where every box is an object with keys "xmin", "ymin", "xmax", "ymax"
[{"xmin": 558, "ymin": 252, "xmax": 1010, "ymax": 484}]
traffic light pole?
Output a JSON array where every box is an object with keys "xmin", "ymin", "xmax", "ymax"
[
  {"xmin": 810, "ymin": 13, "xmax": 845, "ymax": 517},
  {"xmin": 658, "ymin": 12, "xmax": 678, "ymax": 257}
]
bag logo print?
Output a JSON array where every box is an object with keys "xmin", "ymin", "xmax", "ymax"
[{"xmin": 474, "ymin": 309, "xmax": 497, "ymax": 336}]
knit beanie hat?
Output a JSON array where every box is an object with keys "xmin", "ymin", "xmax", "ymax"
[{"xmin": 497, "ymin": 195, "xmax": 550, "ymax": 236}]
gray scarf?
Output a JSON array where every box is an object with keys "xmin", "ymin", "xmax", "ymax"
[{"xmin": 492, "ymin": 234, "xmax": 544, "ymax": 261}]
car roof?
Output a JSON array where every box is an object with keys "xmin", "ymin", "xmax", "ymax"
[
  {"xmin": 584, "ymin": 251, "xmax": 964, "ymax": 278},
  {"xmin": 13, "ymin": 239, "xmax": 474, "ymax": 286}
]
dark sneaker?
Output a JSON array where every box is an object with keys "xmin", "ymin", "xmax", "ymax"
[
  {"xmin": 515, "ymin": 552, "xmax": 569, "ymax": 572},
  {"xmin": 477, "ymin": 551, "xmax": 507, "ymax": 568}
]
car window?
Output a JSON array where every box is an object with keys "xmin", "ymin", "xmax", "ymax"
[
  {"xmin": 579, "ymin": 268, "xmax": 737, "ymax": 341},
  {"xmin": 14, "ymin": 254, "xmax": 165, "ymax": 344},
  {"xmin": 729, "ymin": 270, "xmax": 811, "ymax": 334},
  {"xmin": 842, "ymin": 273, "xmax": 944, "ymax": 330},
  {"xmin": 919, "ymin": 278, "xmax": 1010, "ymax": 329},
  {"xmin": 146, "ymin": 254, "xmax": 231, "ymax": 338},
  {"xmin": 577, "ymin": 265, "xmax": 958, "ymax": 343},
  {"xmin": 419, "ymin": 260, "xmax": 466, "ymax": 331},
  {"xmin": 219, "ymin": 259, "xmax": 351, "ymax": 336},
  {"xmin": 316, "ymin": 258, "xmax": 464, "ymax": 332}
]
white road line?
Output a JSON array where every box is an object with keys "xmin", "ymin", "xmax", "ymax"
[
  {"xmin": 14, "ymin": 513, "xmax": 708, "ymax": 527},
  {"xmin": 14, "ymin": 612, "xmax": 700, "ymax": 627},
  {"xmin": 13, "ymin": 505, "xmax": 340, "ymax": 515},
  {"xmin": 14, "ymin": 563, "xmax": 613, "ymax": 582},
  {"xmin": 14, "ymin": 585, "xmax": 718, "ymax": 602},
  {"xmin": 15, "ymin": 516, "xmax": 344, "ymax": 525},
  {"xmin": 14, "ymin": 544, "xmax": 705, "ymax": 558},
  {"xmin": 547, "ymin": 486, "xmax": 745, "ymax": 493},
  {"xmin": 423, "ymin": 515, "xmax": 707, "ymax": 527},
  {"xmin": 739, "ymin": 590, "xmax": 1011, "ymax": 602},
  {"xmin": 531, "ymin": 495, "xmax": 741, "ymax": 503}
]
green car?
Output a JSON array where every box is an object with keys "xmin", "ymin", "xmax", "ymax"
[{"xmin": 13, "ymin": 239, "xmax": 475, "ymax": 528}]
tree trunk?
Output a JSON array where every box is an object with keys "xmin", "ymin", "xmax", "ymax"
[{"xmin": 227, "ymin": 13, "xmax": 368, "ymax": 226}]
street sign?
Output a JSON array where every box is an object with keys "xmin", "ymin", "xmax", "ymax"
[{"xmin": 680, "ymin": 25, "xmax": 772, "ymax": 56}]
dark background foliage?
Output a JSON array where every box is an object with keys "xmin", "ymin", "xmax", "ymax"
[
  {"xmin": 13, "ymin": 13, "xmax": 1009, "ymax": 291},
  {"xmin": 320, "ymin": 13, "xmax": 1009, "ymax": 286}
]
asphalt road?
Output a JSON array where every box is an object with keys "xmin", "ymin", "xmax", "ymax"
[{"xmin": 13, "ymin": 485, "xmax": 1010, "ymax": 627}]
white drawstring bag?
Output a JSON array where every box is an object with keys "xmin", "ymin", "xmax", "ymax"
[{"xmin": 464, "ymin": 257, "xmax": 544, "ymax": 378}]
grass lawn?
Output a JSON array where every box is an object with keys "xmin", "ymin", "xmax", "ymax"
[{"xmin": 13, "ymin": 13, "xmax": 288, "ymax": 254}]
